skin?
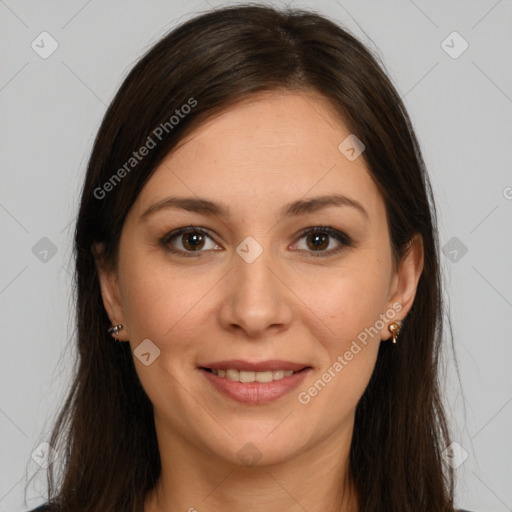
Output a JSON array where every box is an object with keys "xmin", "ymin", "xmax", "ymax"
[{"xmin": 95, "ymin": 91, "xmax": 424, "ymax": 512}]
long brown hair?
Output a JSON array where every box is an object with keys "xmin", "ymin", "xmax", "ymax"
[{"xmin": 27, "ymin": 4, "xmax": 457, "ymax": 511}]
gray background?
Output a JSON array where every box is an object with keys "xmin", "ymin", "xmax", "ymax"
[{"xmin": 1, "ymin": 0, "xmax": 511, "ymax": 511}]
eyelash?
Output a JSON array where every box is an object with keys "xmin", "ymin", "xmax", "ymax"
[{"xmin": 159, "ymin": 225, "xmax": 353, "ymax": 258}]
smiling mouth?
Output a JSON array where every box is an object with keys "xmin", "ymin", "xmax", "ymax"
[{"xmin": 200, "ymin": 367, "xmax": 310, "ymax": 383}]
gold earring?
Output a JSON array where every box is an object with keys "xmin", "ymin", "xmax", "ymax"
[{"xmin": 388, "ymin": 322, "xmax": 401, "ymax": 344}]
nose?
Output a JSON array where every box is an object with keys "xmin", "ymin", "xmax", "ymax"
[{"xmin": 218, "ymin": 242, "xmax": 294, "ymax": 339}]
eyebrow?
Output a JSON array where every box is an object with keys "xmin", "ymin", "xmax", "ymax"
[{"xmin": 140, "ymin": 193, "xmax": 368, "ymax": 221}]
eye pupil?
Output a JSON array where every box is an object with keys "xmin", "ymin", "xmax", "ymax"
[
  {"xmin": 183, "ymin": 232, "xmax": 204, "ymax": 250},
  {"xmin": 307, "ymin": 232, "xmax": 328, "ymax": 250}
]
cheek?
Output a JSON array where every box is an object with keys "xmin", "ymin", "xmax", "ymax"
[
  {"xmin": 314, "ymin": 258, "xmax": 391, "ymax": 346},
  {"xmin": 117, "ymin": 247, "xmax": 217, "ymax": 348},
  {"xmin": 295, "ymin": 254, "xmax": 390, "ymax": 404},
  {"xmin": 296, "ymin": 270, "xmax": 386, "ymax": 425},
  {"xmin": 117, "ymin": 252, "xmax": 214, "ymax": 409}
]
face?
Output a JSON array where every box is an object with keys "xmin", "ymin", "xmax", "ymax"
[{"xmin": 97, "ymin": 91, "xmax": 423, "ymax": 470}]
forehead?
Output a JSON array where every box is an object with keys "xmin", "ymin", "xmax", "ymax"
[
  {"xmin": 132, "ymin": 91, "xmax": 383, "ymax": 220},
  {"xmin": 172, "ymin": 90, "xmax": 352, "ymax": 164}
]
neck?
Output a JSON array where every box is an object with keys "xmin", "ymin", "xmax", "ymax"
[{"xmin": 144, "ymin": 417, "xmax": 359, "ymax": 512}]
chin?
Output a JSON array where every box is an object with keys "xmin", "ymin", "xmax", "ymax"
[{"xmin": 207, "ymin": 429, "xmax": 306, "ymax": 469}]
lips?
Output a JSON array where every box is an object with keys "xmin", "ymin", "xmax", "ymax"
[
  {"xmin": 198, "ymin": 359, "xmax": 312, "ymax": 404},
  {"xmin": 200, "ymin": 359, "xmax": 309, "ymax": 372}
]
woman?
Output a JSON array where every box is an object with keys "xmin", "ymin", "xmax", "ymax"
[{"xmin": 27, "ymin": 4, "xmax": 474, "ymax": 512}]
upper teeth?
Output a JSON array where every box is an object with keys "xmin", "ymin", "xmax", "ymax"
[{"xmin": 211, "ymin": 369, "xmax": 295, "ymax": 383}]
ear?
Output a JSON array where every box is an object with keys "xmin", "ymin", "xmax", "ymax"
[
  {"xmin": 92, "ymin": 243, "xmax": 129, "ymax": 341},
  {"xmin": 380, "ymin": 233, "xmax": 424, "ymax": 340}
]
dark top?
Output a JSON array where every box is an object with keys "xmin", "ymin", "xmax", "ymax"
[{"xmin": 28, "ymin": 506, "xmax": 475, "ymax": 512}]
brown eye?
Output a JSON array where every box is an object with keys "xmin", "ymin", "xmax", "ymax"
[
  {"xmin": 181, "ymin": 231, "xmax": 206, "ymax": 251},
  {"xmin": 305, "ymin": 232, "xmax": 329, "ymax": 251},
  {"xmin": 294, "ymin": 226, "xmax": 353, "ymax": 257},
  {"xmin": 160, "ymin": 227, "xmax": 221, "ymax": 256}
]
